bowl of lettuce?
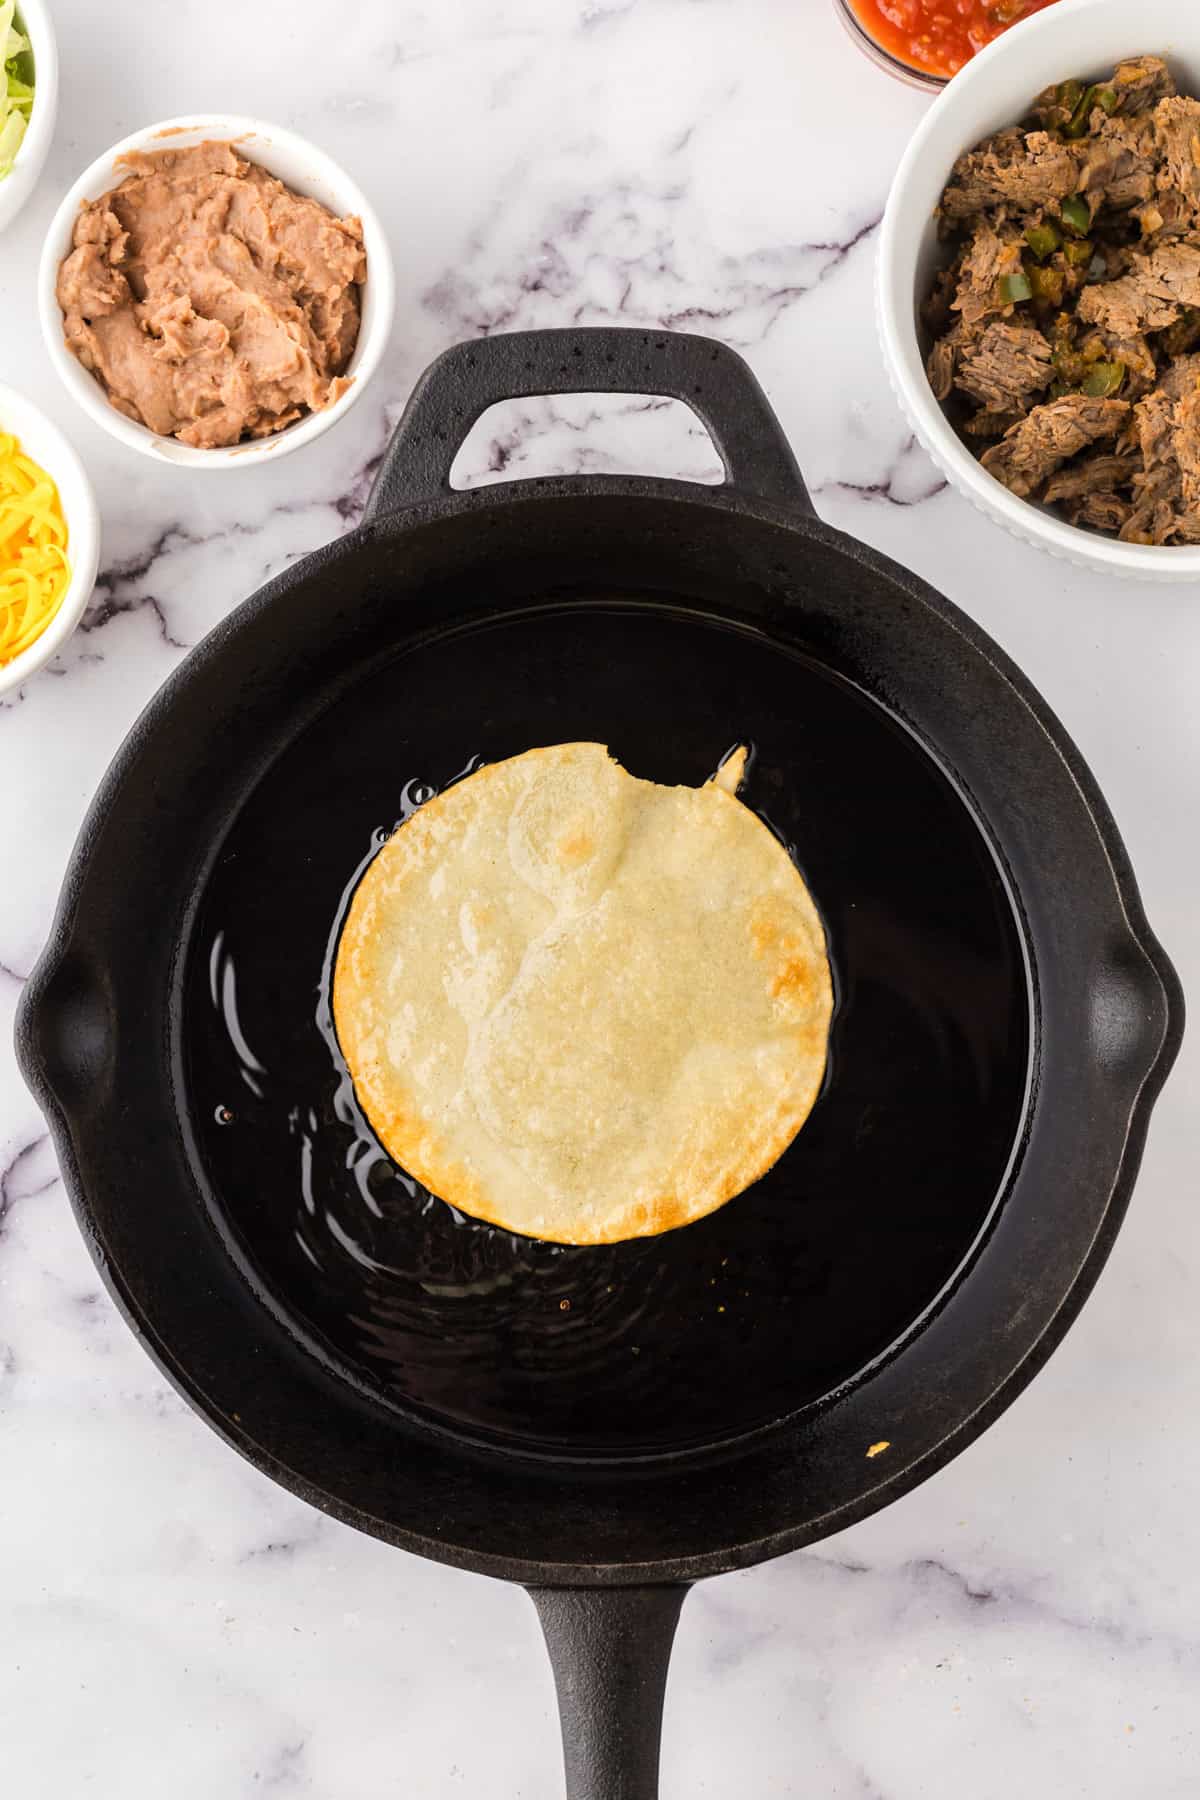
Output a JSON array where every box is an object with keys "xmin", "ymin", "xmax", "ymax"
[{"xmin": 0, "ymin": 0, "xmax": 57, "ymax": 235}]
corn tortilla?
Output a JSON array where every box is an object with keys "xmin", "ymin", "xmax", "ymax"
[{"xmin": 333, "ymin": 742, "xmax": 832, "ymax": 1244}]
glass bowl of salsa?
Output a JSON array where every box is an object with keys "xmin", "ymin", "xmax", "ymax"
[{"xmin": 835, "ymin": 0, "xmax": 1063, "ymax": 89}]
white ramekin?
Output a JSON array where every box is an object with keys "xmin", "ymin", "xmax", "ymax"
[
  {"xmin": 0, "ymin": 382, "xmax": 100, "ymax": 697},
  {"xmin": 878, "ymin": 0, "xmax": 1200, "ymax": 583},
  {"xmin": 0, "ymin": 0, "xmax": 59, "ymax": 237},
  {"xmin": 39, "ymin": 115, "xmax": 396, "ymax": 470}
]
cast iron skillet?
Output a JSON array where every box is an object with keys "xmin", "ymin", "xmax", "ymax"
[{"xmin": 17, "ymin": 328, "xmax": 1183, "ymax": 1798}]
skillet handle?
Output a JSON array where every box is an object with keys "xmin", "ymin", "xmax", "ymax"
[
  {"xmin": 528, "ymin": 1584, "xmax": 690, "ymax": 1800},
  {"xmin": 362, "ymin": 327, "xmax": 810, "ymax": 520}
]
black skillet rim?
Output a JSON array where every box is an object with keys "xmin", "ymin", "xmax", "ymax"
[
  {"xmin": 15, "ymin": 467, "xmax": 1183, "ymax": 1586},
  {"xmin": 15, "ymin": 324, "xmax": 1185, "ymax": 1584},
  {"xmin": 176, "ymin": 589, "xmax": 1037, "ymax": 1469}
]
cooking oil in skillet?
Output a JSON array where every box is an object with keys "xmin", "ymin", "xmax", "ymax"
[{"xmin": 182, "ymin": 603, "xmax": 1030, "ymax": 1459}]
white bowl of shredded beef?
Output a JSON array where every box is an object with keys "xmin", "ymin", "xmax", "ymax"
[
  {"xmin": 878, "ymin": 0, "xmax": 1200, "ymax": 580},
  {"xmin": 39, "ymin": 116, "xmax": 395, "ymax": 467}
]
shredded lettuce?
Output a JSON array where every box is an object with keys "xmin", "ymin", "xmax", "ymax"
[{"xmin": 0, "ymin": 0, "xmax": 34, "ymax": 182}]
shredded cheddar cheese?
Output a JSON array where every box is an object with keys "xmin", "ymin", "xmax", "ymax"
[{"xmin": 0, "ymin": 430, "xmax": 71, "ymax": 667}]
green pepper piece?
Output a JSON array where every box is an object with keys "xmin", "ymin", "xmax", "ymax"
[
  {"xmin": 1028, "ymin": 264, "xmax": 1066, "ymax": 306},
  {"xmin": 998, "ymin": 272, "xmax": 1033, "ymax": 304},
  {"xmin": 1032, "ymin": 77, "xmax": 1084, "ymax": 132},
  {"xmin": 1060, "ymin": 194, "xmax": 1091, "ymax": 235},
  {"xmin": 1065, "ymin": 83, "xmax": 1120, "ymax": 131},
  {"xmin": 1063, "ymin": 103, "xmax": 1088, "ymax": 138},
  {"xmin": 1063, "ymin": 237, "xmax": 1094, "ymax": 266},
  {"xmin": 1065, "ymin": 84, "xmax": 1105, "ymax": 137},
  {"xmin": 1080, "ymin": 361, "xmax": 1126, "ymax": 398},
  {"xmin": 1025, "ymin": 221, "xmax": 1062, "ymax": 261},
  {"xmin": 1052, "ymin": 343, "xmax": 1085, "ymax": 384}
]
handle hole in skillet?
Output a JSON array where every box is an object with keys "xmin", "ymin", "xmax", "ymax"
[{"xmin": 447, "ymin": 393, "xmax": 725, "ymax": 492}]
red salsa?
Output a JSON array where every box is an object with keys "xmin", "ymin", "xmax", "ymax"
[{"xmin": 850, "ymin": 0, "xmax": 1063, "ymax": 80}]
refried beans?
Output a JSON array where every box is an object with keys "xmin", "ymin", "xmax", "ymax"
[{"xmin": 56, "ymin": 141, "xmax": 367, "ymax": 449}]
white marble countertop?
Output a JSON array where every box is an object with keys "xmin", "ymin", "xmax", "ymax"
[{"xmin": 2, "ymin": 2, "xmax": 1198, "ymax": 1794}]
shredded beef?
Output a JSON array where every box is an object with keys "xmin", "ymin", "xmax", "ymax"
[
  {"xmin": 1157, "ymin": 309, "xmax": 1200, "ymax": 356},
  {"xmin": 1030, "ymin": 59, "xmax": 1175, "ymax": 134},
  {"xmin": 955, "ymin": 321, "xmax": 1054, "ymax": 410},
  {"xmin": 1174, "ymin": 385, "xmax": 1200, "ymax": 492},
  {"xmin": 926, "ymin": 52, "xmax": 1200, "ymax": 543},
  {"xmin": 1134, "ymin": 387, "xmax": 1177, "ymax": 465},
  {"xmin": 1070, "ymin": 490, "xmax": 1134, "ymax": 531},
  {"xmin": 926, "ymin": 336, "xmax": 956, "ymax": 403},
  {"xmin": 922, "ymin": 262, "xmax": 958, "ymax": 338},
  {"xmin": 1077, "ymin": 242, "xmax": 1200, "ymax": 336},
  {"xmin": 941, "ymin": 129, "xmax": 1082, "ymax": 220},
  {"xmin": 1135, "ymin": 187, "xmax": 1194, "ymax": 245},
  {"xmin": 952, "ymin": 221, "xmax": 1025, "ymax": 328},
  {"xmin": 981, "ymin": 396, "xmax": 1130, "ymax": 498},
  {"xmin": 1043, "ymin": 452, "xmax": 1136, "ymax": 504},
  {"xmin": 1153, "ymin": 97, "xmax": 1200, "ymax": 210},
  {"xmin": 1119, "ymin": 384, "xmax": 1200, "ymax": 540},
  {"xmin": 1121, "ymin": 464, "xmax": 1190, "ymax": 542},
  {"xmin": 1155, "ymin": 351, "xmax": 1200, "ymax": 400},
  {"xmin": 1080, "ymin": 115, "xmax": 1159, "ymax": 211},
  {"xmin": 1111, "ymin": 55, "xmax": 1177, "ymax": 117},
  {"xmin": 962, "ymin": 408, "xmax": 1025, "ymax": 438},
  {"xmin": 1116, "ymin": 334, "xmax": 1158, "ymax": 396}
]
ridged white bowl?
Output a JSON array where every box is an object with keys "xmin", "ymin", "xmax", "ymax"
[{"xmin": 878, "ymin": 0, "xmax": 1200, "ymax": 583}]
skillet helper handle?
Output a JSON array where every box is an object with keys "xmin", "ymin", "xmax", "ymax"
[
  {"xmin": 529, "ymin": 1584, "xmax": 691, "ymax": 1800},
  {"xmin": 362, "ymin": 327, "xmax": 811, "ymax": 520}
]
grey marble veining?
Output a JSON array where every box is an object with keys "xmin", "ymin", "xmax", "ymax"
[{"xmin": 1, "ymin": 1, "xmax": 1198, "ymax": 1795}]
